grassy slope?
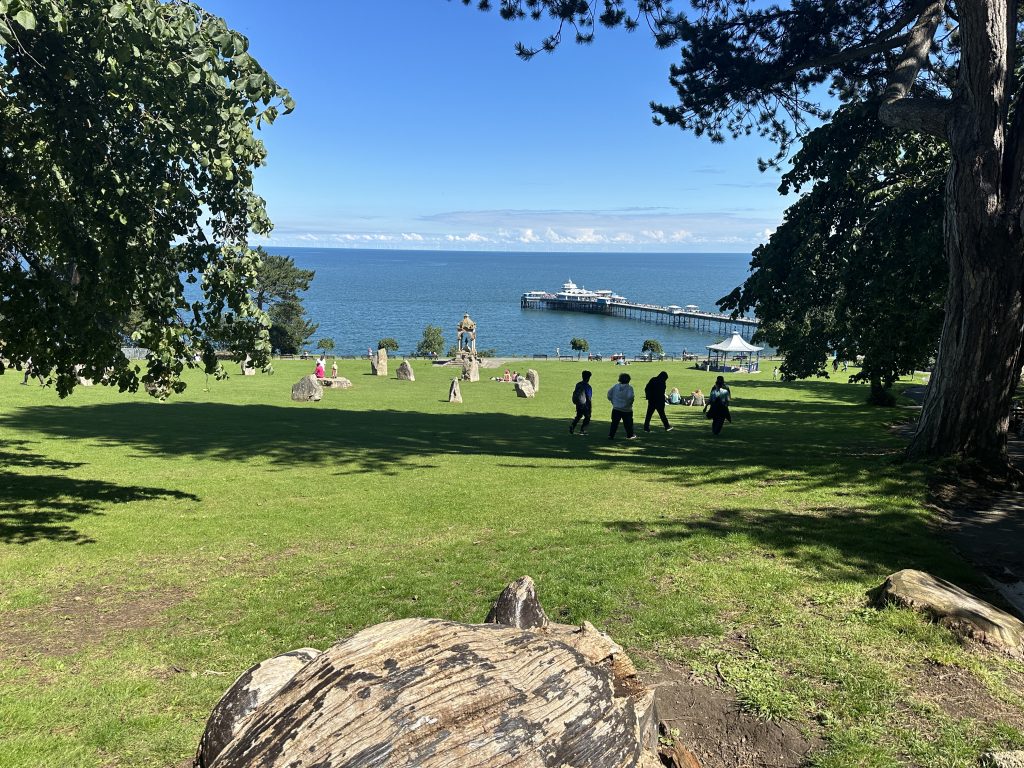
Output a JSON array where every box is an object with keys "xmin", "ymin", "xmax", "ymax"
[{"xmin": 0, "ymin": 360, "xmax": 1020, "ymax": 767}]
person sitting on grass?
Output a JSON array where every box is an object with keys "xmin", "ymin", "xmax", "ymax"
[
  {"xmin": 686, "ymin": 389, "xmax": 704, "ymax": 406},
  {"xmin": 667, "ymin": 387, "xmax": 682, "ymax": 405}
]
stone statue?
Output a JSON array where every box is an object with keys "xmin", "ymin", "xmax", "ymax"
[{"xmin": 456, "ymin": 313, "xmax": 477, "ymax": 355}]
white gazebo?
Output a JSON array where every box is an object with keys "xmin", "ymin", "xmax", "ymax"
[{"xmin": 705, "ymin": 333, "xmax": 763, "ymax": 373}]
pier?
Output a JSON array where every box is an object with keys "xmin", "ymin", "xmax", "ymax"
[{"xmin": 521, "ymin": 281, "xmax": 758, "ymax": 337}]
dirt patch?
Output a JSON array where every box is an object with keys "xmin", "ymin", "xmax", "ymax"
[
  {"xmin": 0, "ymin": 547, "xmax": 290, "ymax": 664},
  {"xmin": 643, "ymin": 660, "xmax": 822, "ymax": 768},
  {"xmin": 909, "ymin": 659, "xmax": 1024, "ymax": 728},
  {"xmin": 0, "ymin": 583, "xmax": 187, "ymax": 659}
]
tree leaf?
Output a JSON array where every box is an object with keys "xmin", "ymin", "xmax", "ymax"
[{"xmin": 12, "ymin": 9, "xmax": 35, "ymax": 30}]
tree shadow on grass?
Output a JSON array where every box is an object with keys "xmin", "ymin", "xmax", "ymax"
[
  {"xmin": 604, "ymin": 505, "xmax": 976, "ymax": 589},
  {"xmin": 0, "ymin": 439, "xmax": 84, "ymax": 471},
  {"xmin": 0, "ymin": 441, "xmax": 199, "ymax": 544},
  {"xmin": 2, "ymin": 395, "xmax": 914, "ymax": 501}
]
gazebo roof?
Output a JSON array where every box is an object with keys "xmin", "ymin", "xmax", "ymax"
[{"xmin": 706, "ymin": 333, "xmax": 763, "ymax": 353}]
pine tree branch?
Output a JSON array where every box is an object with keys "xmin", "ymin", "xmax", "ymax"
[{"xmin": 878, "ymin": 0, "xmax": 949, "ymax": 139}]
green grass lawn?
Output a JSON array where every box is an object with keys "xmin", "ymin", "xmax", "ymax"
[{"xmin": 0, "ymin": 359, "xmax": 1020, "ymax": 767}]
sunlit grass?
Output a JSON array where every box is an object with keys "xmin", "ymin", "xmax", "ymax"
[{"xmin": 0, "ymin": 359, "xmax": 1019, "ymax": 767}]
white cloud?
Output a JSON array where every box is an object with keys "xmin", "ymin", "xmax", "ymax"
[{"xmin": 258, "ymin": 207, "xmax": 787, "ymax": 251}]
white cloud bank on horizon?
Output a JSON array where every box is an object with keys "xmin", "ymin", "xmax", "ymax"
[{"xmin": 254, "ymin": 207, "xmax": 782, "ymax": 252}]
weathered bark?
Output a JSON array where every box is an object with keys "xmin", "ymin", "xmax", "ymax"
[
  {"xmin": 210, "ymin": 618, "xmax": 660, "ymax": 767},
  {"xmin": 908, "ymin": 0, "xmax": 1024, "ymax": 469},
  {"xmin": 195, "ymin": 648, "xmax": 321, "ymax": 768}
]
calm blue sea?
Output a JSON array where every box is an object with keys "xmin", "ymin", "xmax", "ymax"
[{"xmin": 269, "ymin": 247, "xmax": 756, "ymax": 357}]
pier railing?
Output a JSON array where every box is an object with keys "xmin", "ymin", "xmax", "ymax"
[{"xmin": 520, "ymin": 296, "xmax": 757, "ymax": 336}]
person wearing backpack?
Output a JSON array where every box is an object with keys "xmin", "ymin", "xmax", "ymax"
[
  {"xmin": 643, "ymin": 371, "xmax": 673, "ymax": 432},
  {"xmin": 569, "ymin": 370, "xmax": 593, "ymax": 435}
]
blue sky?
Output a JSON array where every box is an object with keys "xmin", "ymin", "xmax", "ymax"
[{"xmin": 203, "ymin": 1, "xmax": 793, "ymax": 252}]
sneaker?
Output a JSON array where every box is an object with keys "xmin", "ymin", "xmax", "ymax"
[
  {"xmin": 626, "ymin": 435, "xmax": 638, "ymax": 440},
  {"xmin": 666, "ymin": 427, "xmax": 674, "ymax": 432},
  {"xmin": 579, "ymin": 431, "xmax": 588, "ymax": 436}
]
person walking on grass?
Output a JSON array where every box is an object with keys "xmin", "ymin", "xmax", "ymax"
[
  {"xmin": 607, "ymin": 372, "xmax": 637, "ymax": 440},
  {"xmin": 569, "ymin": 370, "xmax": 593, "ymax": 435},
  {"xmin": 704, "ymin": 375, "xmax": 732, "ymax": 436},
  {"xmin": 643, "ymin": 371, "xmax": 673, "ymax": 432}
]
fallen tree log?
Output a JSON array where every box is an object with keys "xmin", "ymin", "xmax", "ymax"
[{"xmin": 200, "ymin": 577, "xmax": 659, "ymax": 767}]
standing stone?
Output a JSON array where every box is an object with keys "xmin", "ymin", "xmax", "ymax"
[
  {"xmin": 291, "ymin": 375, "xmax": 323, "ymax": 402},
  {"xmin": 462, "ymin": 357, "xmax": 480, "ymax": 382},
  {"xmin": 195, "ymin": 648, "xmax": 321, "ymax": 768},
  {"xmin": 448, "ymin": 378, "xmax": 462, "ymax": 403},
  {"xmin": 371, "ymin": 347, "xmax": 389, "ymax": 377},
  {"xmin": 526, "ymin": 368, "xmax": 539, "ymax": 393},
  {"xmin": 397, "ymin": 360, "xmax": 415, "ymax": 381},
  {"xmin": 869, "ymin": 569, "xmax": 1024, "ymax": 653},
  {"xmin": 486, "ymin": 576, "xmax": 549, "ymax": 629},
  {"xmin": 241, "ymin": 355, "xmax": 256, "ymax": 376},
  {"xmin": 514, "ymin": 379, "xmax": 535, "ymax": 398},
  {"xmin": 74, "ymin": 365, "xmax": 94, "ymax": 386}
]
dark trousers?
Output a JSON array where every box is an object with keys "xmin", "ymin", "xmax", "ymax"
[
  {"xmin": 609, "ymin": 409, "xmax": 634, "ymax": 438},
  {"xmin": 711, "ymin": 407, "xmax": 731, "ymax": 435},
  {"xmin": 570, "ymin": 404, "xmax": 591, "ymax": 432},
  {"xmin": 644, "ymin": 402, "xmax": 670, "ymax": 430}
]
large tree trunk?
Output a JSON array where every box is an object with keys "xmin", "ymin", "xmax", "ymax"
[{"xmin": 908, "ymin": 0, "xmax": 1024, "ymax": 470}]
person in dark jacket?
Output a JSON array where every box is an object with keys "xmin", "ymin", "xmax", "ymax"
[
  {"xmin": 643, "ymin": 371, "xmax": 673, "ymax": 432},
  {"xmin": 704, "ymin": 375, "xmax": 732, "ymax": 435},
  {"xmin": 569, "ymin": 370, "xmax": 593, "ymax": 435}
]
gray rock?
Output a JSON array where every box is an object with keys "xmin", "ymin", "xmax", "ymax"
[
  {"xmin": 462, "ymin": 358, "xmax": 480, "ymax": 382},
  {"xmin": 448, "ymin": 378, "xmax": 462, "ymax": 403},
  {"xmin": 526, "ymin": 368, "xmax": 539, "ymax": 392},
  {"xmin": 241, "ymin": 355, "xmax": 256, "ymax": 376},
  {"xmin": 194, "ymin": 647, "xmax": 321, "ymax": 768},
  {"xmin": 290, "ymin": 375, "xmax": 323, "ymax": 402},
  {"xmin": 869, "ymin": 569, "xmax": 1024, "ymax": 653},
  {"xmin": 514, "ymin": 379, "xmax": 535, "ymax": 398},
  {"xmin": 982, "ymin": 751, "xmax": 1024, "ymax": 768},
  {"xmin": 74, "ymin": 365, "xmax": 94, "ymax": 386},
  {"xmin": 324, "ymin": 377, "xmax": 352, "ymax": 389},
  {"xmin": 372, "ymin": 347, "xmax": 388, "ymax": 377},
  {"xmin": 397, "ymin": 360, "xmax": 415, "ymax": 381},
  {"xmin": 486, "ymin": 575, "xmax": 549, "ymax": 629}
]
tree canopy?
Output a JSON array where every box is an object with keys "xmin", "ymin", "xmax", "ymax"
[
  {"xmin": 468, "ymin": 0, "xmax": 1024, "ymax": 469},
  {"xmin": 416, "ymin": 325, "xmax": 445, "ymax": 357},
  {"xmin": 718, "ymin": 102, "xmax": 947, "ymax": 404},
  {"xmin": 641, "ymin": 339, "xmax": 664, "ymax": 356},
  {"xmin": 250, "ymin": 250, "xmax": 314, "ymax": 313},
  {"xmin": 249, "ymin": 251, "xmax": 317, "ymax": 356},
  {"xmin": 0, "ymin": 0, "xmax": 292, "ymax": 397},
  {"xmin": 570, "ymin": 337, "xmax": 589, "ymax": 358}
]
